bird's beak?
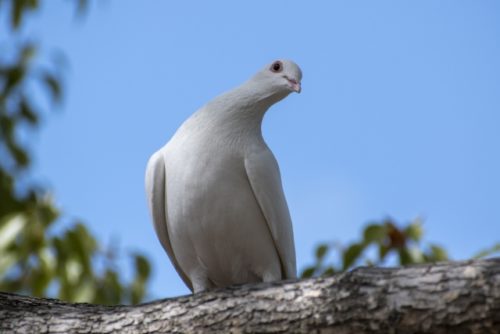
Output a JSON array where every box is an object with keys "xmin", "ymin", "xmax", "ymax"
[
  {"xmin": 283, "ymin": 75, "xmax": 302, "ymax": 93},
  {"xmin": 286, "ymin": 77, "xmax": 301, "ymax": 93},
  {"xmin": 292, "ymin": 81, "xmax": 301, "ymax": 93}
]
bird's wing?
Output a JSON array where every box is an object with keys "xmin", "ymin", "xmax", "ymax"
[
  {"xmin": 244, "ymin": 148, "xmax": 297, "ymax": 279},
  {"xmin": 145, "ymin": 151, "xmax": 193, "ymax": 290}
]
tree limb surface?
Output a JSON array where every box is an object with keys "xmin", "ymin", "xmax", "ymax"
[{"xmin": 1, "ymin": 258, "xmax": 499, "ymax": 333}]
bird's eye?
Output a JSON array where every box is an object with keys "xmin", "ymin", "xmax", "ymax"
[{"xmin": 270, "ymin": 61, "xmax": 283, "ymax": 73}]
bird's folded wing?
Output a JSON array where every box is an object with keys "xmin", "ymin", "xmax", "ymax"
[
  {"xmin": 244, "ymin": 148, "xmax": 297, "ymax": 279},
  {"xmin": 145, "ymin": 151, "xmax": 193, "ymax": 290}
]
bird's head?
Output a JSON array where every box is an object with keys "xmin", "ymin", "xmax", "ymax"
[{"xmin": 253, "ymin": 59, "xmax": 302, "ymax": 95}]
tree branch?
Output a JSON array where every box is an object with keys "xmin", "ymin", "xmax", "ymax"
[{"xmin": 1, "ymin": 258, "xmax": 500, "ymax": 333}]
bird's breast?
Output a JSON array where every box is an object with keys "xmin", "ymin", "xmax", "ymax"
[{"xmin": 162, "ymin": 137, "xmax": 278, "ymax": 285}]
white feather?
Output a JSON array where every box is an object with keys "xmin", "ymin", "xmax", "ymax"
[{"xmin": 145, "ymin": 60, "xmax": 302, "ymax": 293}]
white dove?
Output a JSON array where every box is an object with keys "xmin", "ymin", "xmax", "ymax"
[{"xmin": 145, "ymin": 60, "xmax": 302, "ymax": 293}]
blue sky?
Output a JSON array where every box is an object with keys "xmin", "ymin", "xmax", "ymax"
[{"xmin": 24, "ymin": 1, "xmax": 500, "ymax": 298}]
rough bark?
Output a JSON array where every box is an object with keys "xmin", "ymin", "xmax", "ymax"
[{"xmin": 1, "ymin": 258, "xmax": 499, "ymax": 334}]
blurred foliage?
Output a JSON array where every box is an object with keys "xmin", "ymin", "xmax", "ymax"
[
  {"xmin": 301, "ymin": 217, "xmax": 500, "ymax": 278},
  {"xmin": 0, "ymin": 0, "xmax": 151, "ymax": 305},
  {"xmin": 474, "ymin": 243, "xmax": 500, "ymax": 260}
]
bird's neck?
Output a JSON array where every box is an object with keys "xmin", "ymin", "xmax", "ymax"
[{"xmin": 201, "ymin": 80, "xmax": 289, "ymax": 138}]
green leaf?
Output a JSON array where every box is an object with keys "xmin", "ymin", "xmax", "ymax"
[
  {"xmin": 322, "ymin": 267, "xmax": 335, "ymax": 276},
  {"xmin": 100, "ymin": 270, "xmax": 122, "ymax": 305},
  {"xmin": 19, "ymin": 97, "xmax": 38, "ymax": 125},
  {"xmin": 37, "ymin": 200, "xmax": 59, "ymax": 226},
  {"xmin": 52, "ymin": 237, "xmax": 68, "ymax": 272},
  {"xmin": 66, "ymin": 223, "xmax": 96, "ymax": 275},
  {"xmin": 405, "ymin": 221, "xmax": 423, "ymax": 242},
  {"xmin": 73, "ymin": 280, "xmax": 95, "ymax": 303},
  {"xmin": 398, "ymin": 248, "xmax": 412, "ymax": 265},
  {"xmin": 407, "ymin": 247, "xmax": 424, "ymax": 263},
  {"xmin": 342, "ymin": 243, "xmax": 364, "ymax": 270},
  {"xmin": 379, "ymin": 244, "xmax": 390, "ymax": 260},
  {"xmin": 39, "ymin": 247, "xmax": 55, "ymax": 273},
  {"xmin": 0, "ymin": 213, "xmax": 27, "ymax": 252},
  {"xmin": 26, "ymin": 0, "xmax": 38, "ymax": 10},
  {"xmin": 474, "ymin": 243, "xmax": 500, "ymax": 259},
  {"xmin": 21, "ymin": 44, "xmax": 36, "ymax": 65},
  {"xmin": 300, "ymin": 266, "xmax": 316, "ymax": 278},
  {"xmin": 4, "ymin": 67, "xmax": 24, "ymax": 95},
  {"xmin": 400, "ymin": 246, "xmax": 432, "ymax": 265},
  {"xmin": 429, "ymin": 244, "xmax": 448, "ymax": 261},
  {"xmin": 11, "ymin": 0, "xmax": 24, "ymax": 29},
  {"xmin": 9, "ymin": 141, "xmax": 29, "ymax": 167},
  {"xmin": 43, "ymin": 73, "xmax": 62, "ymax": 103},
  {"xmin": 65, "ymin": 259, "xmax": 83, "ymax": 285},
  {"xmin": 0, "ymin": 252, "xmax": 19, "ymax": 278},
  {"xmin": 315, "ymin": 243, "xmax": 329, "ymax": 261},
  {"xmin": 134, "ymin": 254, "xmax": 151, "ymax": 280},
  {"xmin": 31, "ymin": 265, "xmax": 52, "ymax": 297},
  {"xmin": 10, "ymin": 0, "xmax": 38, "ymax": 29},
  {"xmin": 363, "ymin": 224, "xmax": 386, "ymax": 244}
]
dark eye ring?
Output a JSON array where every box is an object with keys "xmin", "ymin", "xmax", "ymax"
[{"xmin": 270, "ymin": 61, "xmax": 283, "ymax": 73}]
